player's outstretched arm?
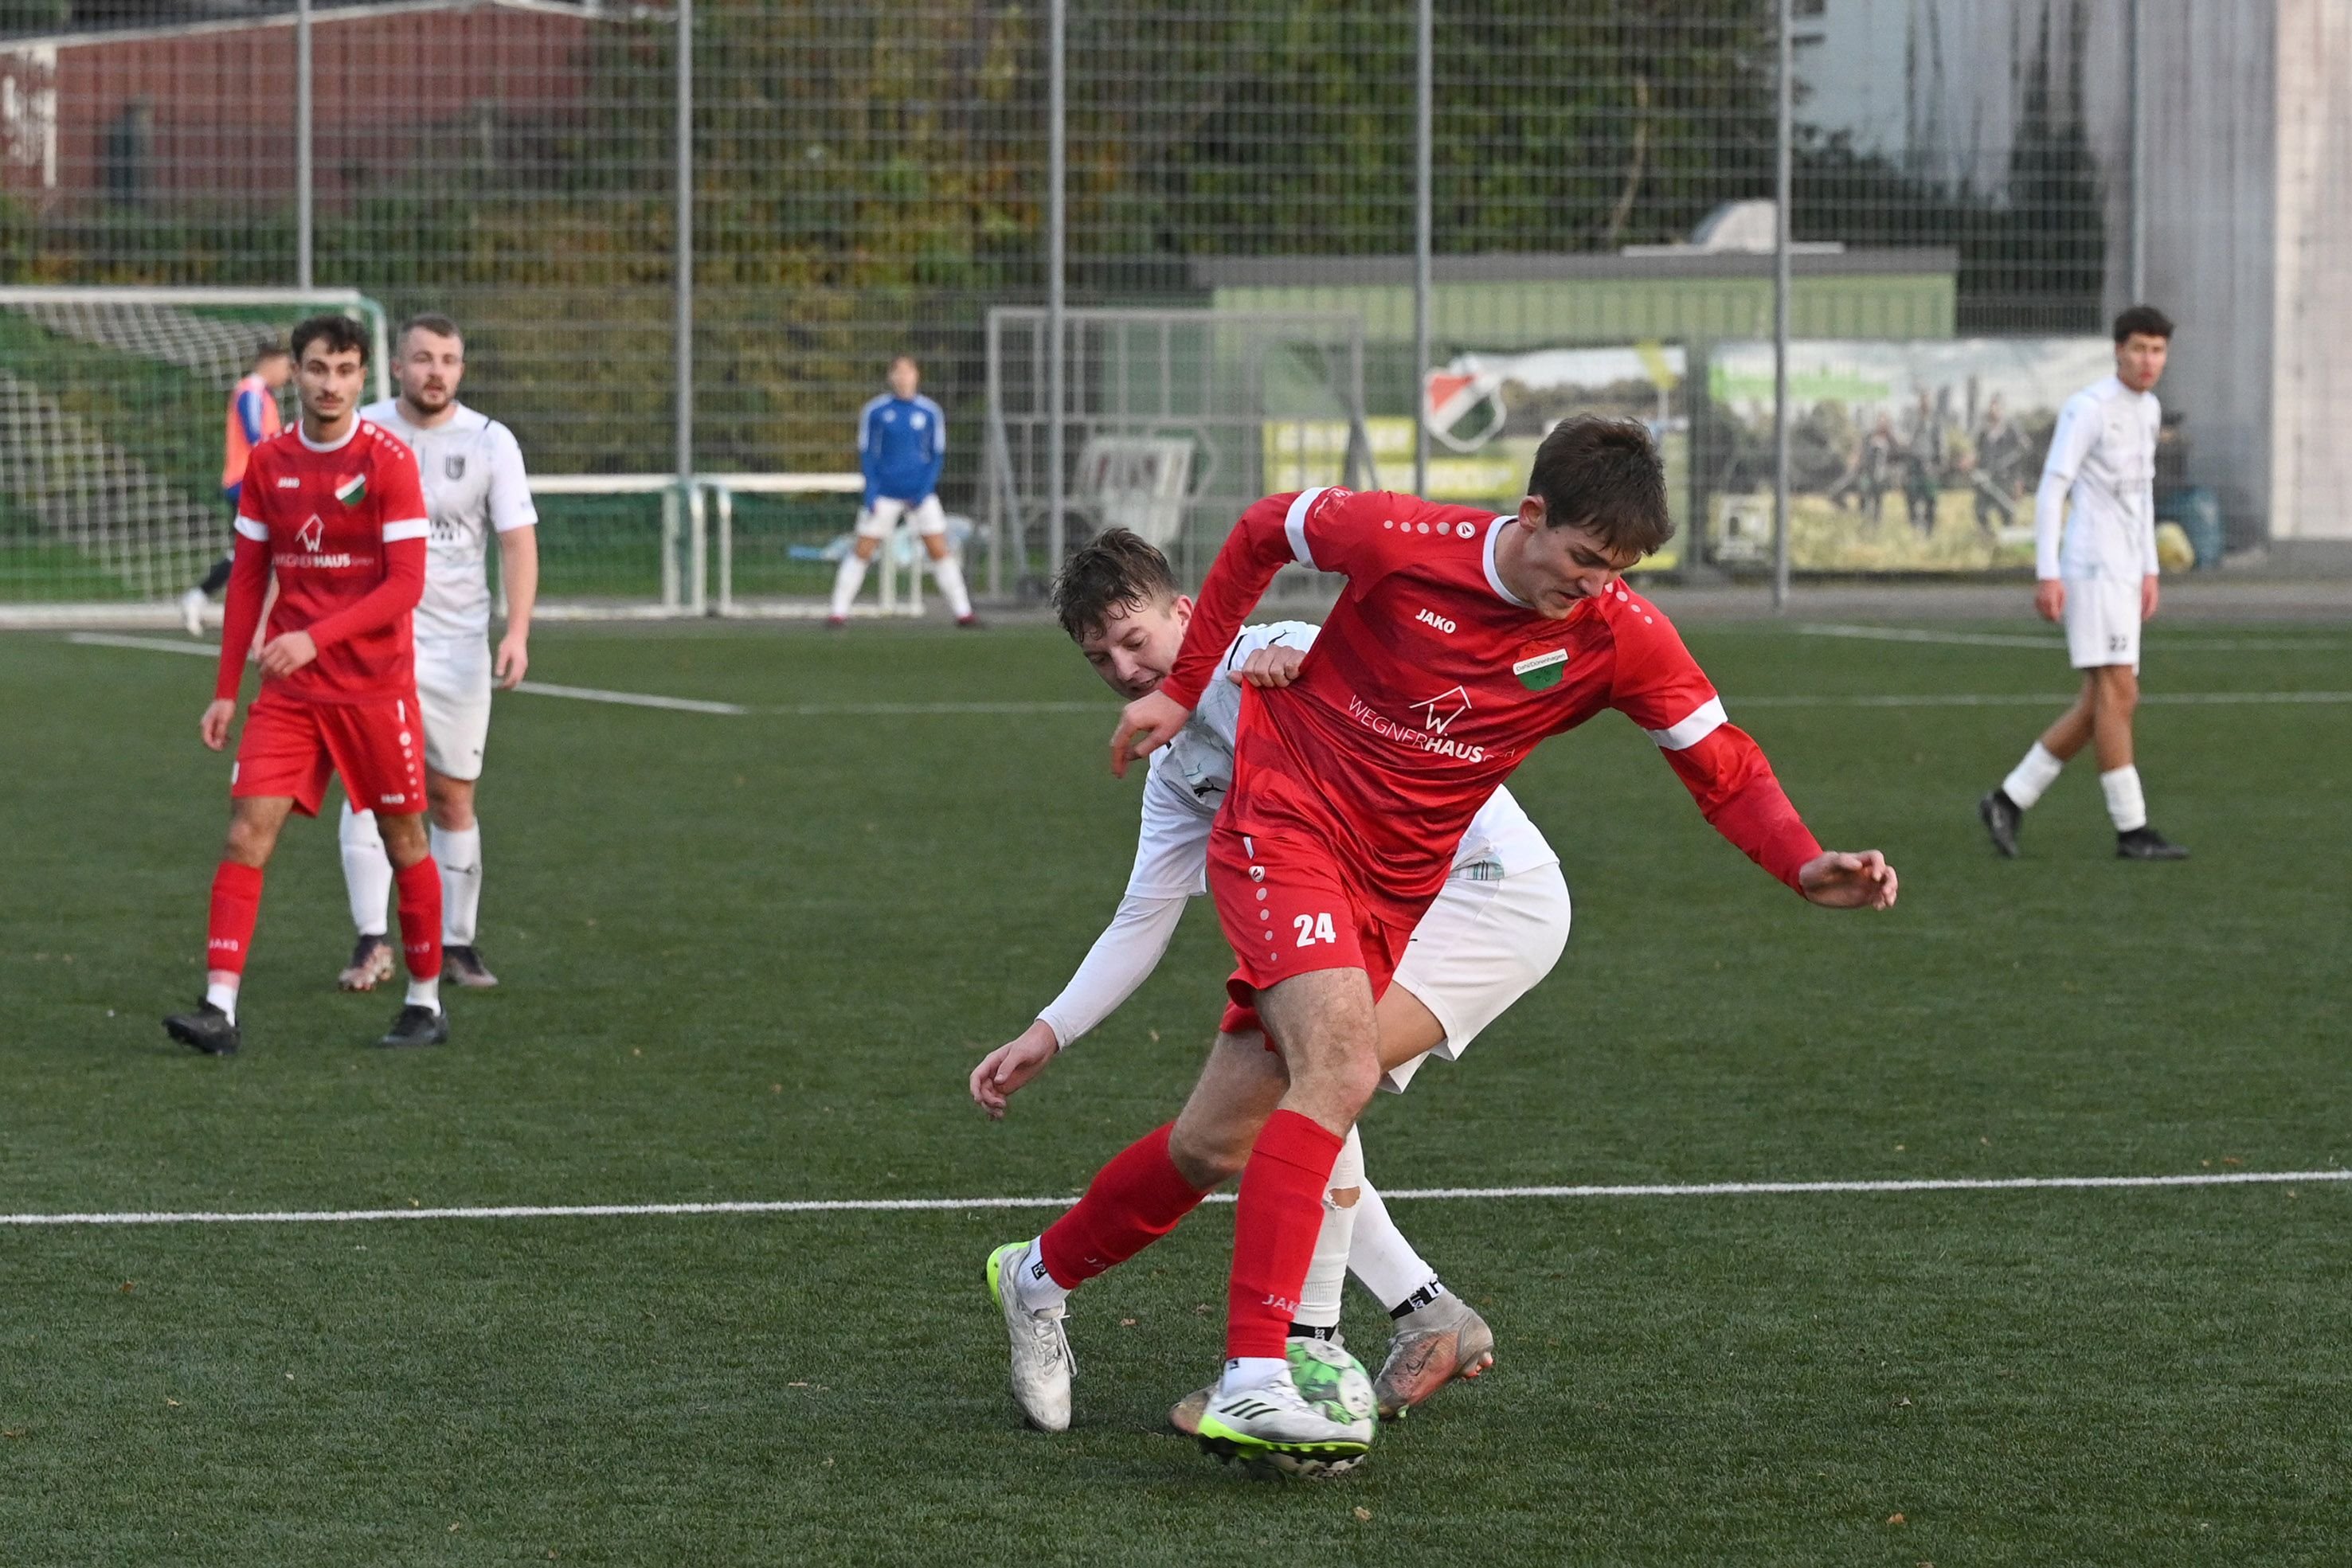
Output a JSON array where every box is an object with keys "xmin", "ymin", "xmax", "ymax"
[
  {"xmin": 1796, "ymin": 849, "xmax": 1899, "ymax": 909},
  {"xmin": 971, "ymin": 1023, "xmax": 1060, "ymax": 1119}
]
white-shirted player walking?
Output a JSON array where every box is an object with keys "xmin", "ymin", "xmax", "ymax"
[
  {"xmin": 970, "ymin": 529, "xmax": 1572, "ymax": 1433},
  {"xmin": 338, "ymin": 313, "xmax": 540, "ymax": 989},
  {"xmin": 827, "ymin": 355, "xmax": 979, "ymax": 628},
  {"xmin": 1980, "ymin": 306, "xmax": 2187, "ymax": 861}
]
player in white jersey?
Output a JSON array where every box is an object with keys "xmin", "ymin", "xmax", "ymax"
[
  {"xmin": 970, "ymin": 529, "xmax": 1572, "ymax": 1433},
  {"xmin": 337, "ymin": 314, "xmax": 540, "ymax": 988},
  {"xmin": 1981, "ymin": 305, "xmax": 2188, "ymax": 861}
]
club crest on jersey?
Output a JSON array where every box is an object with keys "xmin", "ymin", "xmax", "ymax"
[
  {"xmin": 295, "ymin": 514, "xmax": 326, "ymax": 551},
  {"xmin": 334, "ymin": 473, "xmax": 367, "ymax": 507},
  {"xmin": 1513, "ymin": 647, "xmax": 1570, "ymax": 690},
  {"xmin": 444, "ymin": 455, "xmax": 466, "ymax": 479}
]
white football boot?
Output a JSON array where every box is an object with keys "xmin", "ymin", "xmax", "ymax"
[
  {"xmin": 1373, "ymin": 1292, "xmax": 1495, "ymax": 1420},
  {"xmin": 985, "ymin": 1240, "xmax": 1074, "ymax": 1433},
  {"xmin": 1169, "ymin": 1331, "xmax": 1346, "ymax": 1437},
  {"xmin": 1195, "ymin": 1372, "xmax": 1373, "ymax": 1477}
]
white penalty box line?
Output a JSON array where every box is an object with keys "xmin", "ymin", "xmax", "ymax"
[
  {"xmin": 53, "ymin": 634, "xmax": 2352, "ymax": 717},
  {"xmin": 7, "ymin": 1168, "xmax": 2344, "ymax": 1228}
]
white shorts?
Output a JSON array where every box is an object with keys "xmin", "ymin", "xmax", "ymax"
[
  {"xmin": 2063, "ymin": 576, "xmax": 2141, "ymax": 671},
  {"xmin": 414, "ymin": 635, "xmax": 493, "ymax": 782},
  {"xmin": 855, "ymin": 494, "xmax": 946, "ymax": 540},
  {"xmin": 1381, "ymin": 861, "xmax": 1571, "ymax": 1093}
]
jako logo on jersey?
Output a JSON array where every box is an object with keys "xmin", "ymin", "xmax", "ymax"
[
  {"xmin": 276, "ymin": 475, "xmax": 301, "ymax": 488},
  {"xmin": 295, "ymin": 515, "xmax": 325, "ymax": 551},
  {"xmin": 1416, "ymin": 608, "xmax": 1457, "ymax": 635}
]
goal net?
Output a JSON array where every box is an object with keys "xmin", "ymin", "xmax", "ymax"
[{"xmin": 0, "ymin": 287, "xmax": 391, "ymax": 614}]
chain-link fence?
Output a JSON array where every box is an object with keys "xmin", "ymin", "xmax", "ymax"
[{"xmin": 2, "ymin": 0, "xmax": 2343, "ymax": 613}]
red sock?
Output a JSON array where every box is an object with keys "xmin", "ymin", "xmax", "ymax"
[
  {"xmin": 1225, "ymin": 1109, "xmax": 1344, "ymax": 1361},
  {"xmin": 205, "ymin": 862, "xmax": 264, "ymax": 974},
  {"xmin": 393, "ymin": 857, "xmax": 443, "ymax": 980},
  {"xmin": 1037, "ymin": 1124, "xmax": 1207, "ymax": 1288}
]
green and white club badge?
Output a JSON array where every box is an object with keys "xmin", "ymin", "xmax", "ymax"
[{"xmin": 1513, "ymin": 647, "xmax": 1568, "ymax": 690}]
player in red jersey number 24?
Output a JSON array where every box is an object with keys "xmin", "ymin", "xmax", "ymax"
[
  {"xmin": 1107, "ymin": 417, "xmax": 1898, "ymax": 1472},
  {"xmin": 162, "ymin": 314, "xmax": 452, "ymax": 1056}
]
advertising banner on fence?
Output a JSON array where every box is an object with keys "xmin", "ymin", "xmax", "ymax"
[
  {"xmin": 1704, "ymin": 337, "xmax": 2114, "ymax": 572},
  {"xmin": 1263, "ymin": 344, "xmax": 1688, "ymax": 570}
]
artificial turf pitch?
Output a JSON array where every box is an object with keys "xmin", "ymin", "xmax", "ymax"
[{"xmin": 4, "ymin": 614, "xmax": 2347, "ymax": 1565}]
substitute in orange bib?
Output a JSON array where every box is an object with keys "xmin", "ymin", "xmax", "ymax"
[
  {"xmin": 181, "ymin": 337, "xmax": 292, "ymax": 636},
  {"xmin": 162, "ymin": 313, "xmax": 450, "ymax": 1056}
]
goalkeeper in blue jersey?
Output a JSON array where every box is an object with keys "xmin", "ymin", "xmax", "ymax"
[{"xmin": 827, "ymin": 355, "xmax": 979, "ymax": 627}]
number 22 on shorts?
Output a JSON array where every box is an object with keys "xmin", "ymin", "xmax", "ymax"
[{"xmin": 1293, "ymin": 912, "xmax": 1338, "ymax": 948}]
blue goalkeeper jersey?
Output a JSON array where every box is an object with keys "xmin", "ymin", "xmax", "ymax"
[{"xmin": 859, "ymin": 393, "xmax": 945, "ymax": 506}]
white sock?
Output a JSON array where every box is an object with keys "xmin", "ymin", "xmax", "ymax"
[
  {"xmin": 1294, "ymin": 1124, "xmax": 1363, "ymax": 1331},
  {"xmin": 1220, "ymin": 1356, "xmax": 1288, "ymax": 1398},
  {"xmin": 929, "ymin": 550, "xmax": 973, "ymax": 619},
  {"xmin": 204, "ymin": 980, "xmax": 240, "ymax": 1023},
  {"xmin": 432, "ymin": 823, "xmax": 483, "ymax": 947},
  {"xmin": 1011, "ymin": 1236, "xmax": 1070, "ymax": 1312},
  {"xmin": 405, "ymin": 975, "xmax": 441, "ymax": 1015},
  {"xmin": 2100, "ymin": 764, "xmax": 2148, "ymax": 832},
  {"xmin": 829, "ymin": 550, "xmax": 871, "ymax": 617},
  {"xmin": 2002, "ymin": 741, "xmax": 2064, "ymax": 811},
  {"xmin": 1348, "ymin": 1176, "xmax": 1444, "ymax": 1314},
  {"xmin": 338, "ymin": 801, "xmax": 393, "ymax": 937}
]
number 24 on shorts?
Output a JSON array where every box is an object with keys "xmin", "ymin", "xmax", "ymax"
[{"xmin": 1293, "ymin": 912, "xmax": 1339, "ymax": 948}]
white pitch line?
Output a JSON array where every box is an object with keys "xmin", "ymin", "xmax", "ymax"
[
  {"xmin": 1799, "ymin": 623, "xmax": 2346, "ymax": 653},
  {"xmin": 5, "ymin": 1168, "xmax": 2342, "ymax": 1227},
  {"xmin": 511, "ymin": 680, "xmax": 749, "ymax": 715},
  {"xmin": 68, "ymin": 631, "xmax": 215, "ymax": 657},
  {"xmin": 1740, "ymin": 690, "xmax": 2352, "ymax": 710},
  {"xmin": 58, "ymin": 632, "xmax": 2349, "ymax": 714}
]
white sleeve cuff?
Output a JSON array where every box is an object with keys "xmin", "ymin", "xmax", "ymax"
[
  {"xmin": 381, "ymin": 519, "xmax": 429, "ymax": 542},
  {"xmin": 1646, "ymin": 695, "xmax": 1727, "ymax": 751},
  {"xmin": 233, "ymin": 517, "xmax": 269, "ymax": 542}
]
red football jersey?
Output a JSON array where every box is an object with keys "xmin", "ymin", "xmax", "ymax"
[
  {"xmin": 216, "ymin": 419, "xmax": 429, "ymax": 705},
  {"xmin": 1160, "ymin": 487, "xmax": 1822, "ymax": 908}
]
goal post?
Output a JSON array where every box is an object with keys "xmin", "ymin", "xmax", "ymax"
[{"xmin": 0, "ymin": 286, "xmax": 389, "ymax": 612}]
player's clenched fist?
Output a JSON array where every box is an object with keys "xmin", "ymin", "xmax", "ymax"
[
  {"xmin": 971, "ymin": 1021, "xmax": 1062, "ymax": 1120},
  {"xmin": 1228, "ymin": 643, "xmax": 1306, "ymax": 689},
  {"xmin": 199, "ymin": 698, "xmax": 237, "ymax": 752},
  {"xmin": 1797, "ymin": 849, "xmax": 1900, "ymax": 910},
  {"xmin": 1109, "ymin": 690, "xmax": 1188, "ymax": 778}
]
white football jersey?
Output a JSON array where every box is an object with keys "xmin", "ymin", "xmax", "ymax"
[
  {"xmin": 2037, "ymin": 374, "xmax": 2159, "ymax": 581},
  {"xmin": 1125, "ymin": 620, "xmax": 1559, "ymax": 899},
  {"xmin": 360, "ymin": 399, "xmax": 537, "ymax": 639}
]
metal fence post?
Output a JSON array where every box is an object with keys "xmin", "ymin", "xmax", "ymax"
[
  {"xmin": 295, "ymin": 0, "xmax": 313, "ymax": 289},
  {"xmin": 2127, "ymin": 0, "xmax": 2146, "ymax": 303},
  {"xmin": 1412, "ymin": 0, "xmax": 1432, "ymax": 498},
  {"xmin": 1045, "ymin": 0, "xmax": 1068, "ymax": 577},
  {"xmin": 1771, "ymin": 0, "xmax": 1793, "ymax": 613},
  {"xmin": 675, "ymin": 0, "xmax": 695, "ymax": 608}
]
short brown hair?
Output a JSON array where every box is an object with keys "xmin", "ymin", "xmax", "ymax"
[
  {"xmin": 289, "ymin": 312, "xmax": 368, "ymax": 365},
  {"xmin": 1525, "ymin": 415, "xmax": 1673, "ymax": 557},
  {"xmin": 399, "ymin": 311, "xmax": 463, "ymax": 347},
  {"xmin": 249, "ymin": 335, "xmax": 288, "ymax": 370},
  {"xmin": 1052, "ymin": 527, "xmax": 1180, "ymax": 641}
]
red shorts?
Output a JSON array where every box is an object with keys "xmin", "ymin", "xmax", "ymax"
[
  {"xmin": 1207, "ymin": 819, "xmax": 1426, "ymax": 1040},
  {"xmin": 231, "ymin": 687, "xmax": 427, "ymax": 818}
]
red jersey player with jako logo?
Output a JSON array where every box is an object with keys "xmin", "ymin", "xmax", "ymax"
[
  {"xmin": 1082, "ymin": 416, "xmax": 1898, "ymax": 1474},
  {"xmin": 163, "ymin": 313, "xmax": 453, "ymax": 1058}
]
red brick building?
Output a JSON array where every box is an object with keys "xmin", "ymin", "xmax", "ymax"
[{"xmin": 1, "ymin": 0, "xmax": 611, "ymax": 212}]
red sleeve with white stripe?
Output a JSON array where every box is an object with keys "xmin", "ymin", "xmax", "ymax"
[
  {"xmin": 305, "ymin": 443, "xmax": 429, "ymax": 650},
  {"xmin": 1161, "ymin": 487, "xmax": 1405, "ymax": 710},
  {"xmin": 1606, "ymin": 604, "xmax": 1822, "ymax": 892}
]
